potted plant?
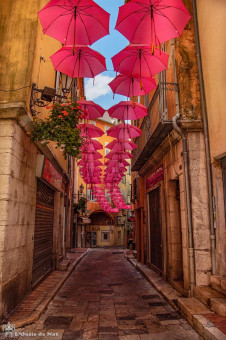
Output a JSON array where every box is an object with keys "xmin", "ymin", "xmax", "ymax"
[{"xmin": 29, "ymin": 101, "xmax": 85, "ymax": 158}]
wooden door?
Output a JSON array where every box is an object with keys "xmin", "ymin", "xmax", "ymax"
[{"xmin": 149, "ymin": 188, "xmax": 163, "ymax": 271}]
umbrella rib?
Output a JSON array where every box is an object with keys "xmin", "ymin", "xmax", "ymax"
[
  {"xmin": 43, "ymin": 9, "xmax": 72, "ymax": 33},
  {"xmin": 77, "ymin": 12, "xmax": 92, "ymax": 45},
  {"xmin": 80, "ymin": 52, "xmax": 95, "ymax": 77},
  {"xmin": 65, "ymin": 15, "xmax": 74, "ymax": 44},
  {"xmin": 130, "ymin": 11, "xmax": 150, "ymax": 42}
]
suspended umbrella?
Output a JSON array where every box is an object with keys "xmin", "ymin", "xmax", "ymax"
[
  {"xmin": 38, "ymin": 0, "xmax": 110, "ymax": 46},
  {"xmin": 105, "ymin": 150, "xmax": 133, "ymax": 160},
  {"xmin": 105, "ymin": 159, "xmax": 130, "ymax": 167},
  {"xmin": 81, "ymin": 139, "xmax": 103, "ymax": 150},
  {"xmin": 78, "ymin": 159, "xmax": 102, "ymax": 166},
  {"xmin": 115, "ymin": 0, "xmax": 191, "ymax": 46},
  {"xmin": 81, "ymin": 153, "xmax": 102, "ymax": 160},
  {"xmin": 81, "ymin": 142, "xmax": 103, "ymax": 152},
  {"xmin": 112, "ymin": 45, "xmax": 169, "ymax": 79},
  {"xmin": 106, "ymin": 139, "xmax": 137, "ymax": 151},
  {"xmin": 50, "ymin": 45, "xmax": 106, "ymax": 78},
  {"xmin": 108, "ymin": 74, "xmax": 156, "ymax": 97},
  {"xmin": 77, "ymin": 100, "xmax": 105, "ymax": 119},
  {"xmin": 78, "ymin": 123, "xmax": 104, "ymax": 138},
  {"xmin": 107, "ymin": 123, "xmax": 141, "ymax": 139},
  {"xmin": 108, "ymin": 101, "xmax": 147, "ymax": 121}
]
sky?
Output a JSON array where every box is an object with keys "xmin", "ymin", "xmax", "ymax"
[{"xmin": 84, "ymin": 0, "xmax": 129, "ymax": 111}]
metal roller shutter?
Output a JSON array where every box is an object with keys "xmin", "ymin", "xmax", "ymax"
[{"xmin": 32, "ymin": 180, "xmax": 54, "ymax": 287}]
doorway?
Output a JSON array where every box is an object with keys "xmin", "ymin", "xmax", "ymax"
[{"xmin": 149, "ymin": 187, "xmax": 163, "ymax": 272}]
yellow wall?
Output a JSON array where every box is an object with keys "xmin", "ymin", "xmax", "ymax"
[{"xmin": 197, "ymin": 0, "xmax": 226, "ymax": 160}]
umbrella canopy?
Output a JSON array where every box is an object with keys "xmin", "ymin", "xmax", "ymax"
[
  {"xmin": 108, "ymin": 100, "xmax": 147, "ymax": 120},
  {"xmin": 50, "ymin": 45, "xmax": 106, "ymax": 78},
  {"xmin": 38, "ymin": 0, "xmax": 110, "ymax": 46},
  {"xmin": 107, "ymin": 123, "xmax": 141, "ymax": 139},
  {"xmin": 108, "ymin": 74, "xmax": 156, "ymax": 97},
  {"xmin": 106, "ymin": 139, "xmax": 137, "ymax": 151},
  {"xmin": 78, "ymin": 159, "xmax": 102, "ymax": 166},
  {"xmin": 81, "ymin": 139, "xmax": 103, "ymax": 150},
  {"xmin": 78, "ymin": 123, "xmax": 104, "ymax": 138},
  {"xmin": 105, "ymin": 159, "xmax": 130, "ymax": 167},
  {"xmin": 77, "ymin": 100, "xmax": 105, "ymax": 119},
  {"xmin": 81, "ymin": 151, "xmax": 102, "ymax": 160},
  {"xmin": 81, "ymin": 141, "xmax": 103, "ymax": 152},
  {"xmin": 105, "ymin": 150, "xmax": 133, "ymax": 160},
  {"xmin": 115, "ymin": 0, "xmax": 191, "ymax": 46},
  {"xmin": 112, "ymin": 45, "xmax": 169, "ymax": 78}
]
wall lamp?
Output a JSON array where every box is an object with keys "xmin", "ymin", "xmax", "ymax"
[{"xmin": 30, "ymin": 73, "xmax": 75, "ymax": 114}]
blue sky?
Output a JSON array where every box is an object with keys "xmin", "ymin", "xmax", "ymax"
[{"xmin": 84, "ymin": 0, "xmax": 128, "ymax": 110}]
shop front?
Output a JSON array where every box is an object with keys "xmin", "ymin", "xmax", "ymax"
[{"xmin": 33, "ymin": 155, "xmax": 65, "ymax": 287}]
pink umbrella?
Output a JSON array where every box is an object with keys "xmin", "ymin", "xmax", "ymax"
[
  {"xmin": 78, "ymin": 159, "xmax": 102, "ymax": 166},
  {"xmin": 112, "ymin": 45, "xmax": 169, "ymax": 79},
  {"xmin": 107, "ymin": 123, "xmax": 141, "ymax": 139},
  {"xmin": 81, "ymin": 139, "xmax": 103, "ymax": 150},
  {"xmin": 105, "ymin": 167, "xmax": 127, "ymax": 173},
  {"xmin": 105, "ymin": 159, "xmax": 130, "ymax": 167},
  {"xmin": 77, "ymin": 100, "xmax": 105, "ymax": 119},
  {"xmin": 108, "ymin": 74, "xmax": 156, "ymax": 97},
  {"xmin": 50, "ymin": 45, "xmax": 106, "ymax": 78},
  {"xmin": 81, "ymin": 142, "xmax": 103, "ymax": 152},
  {"xmin": 106, "ymin": 139, "xmax": 137, "ymax": 151},
  {"xmin": 78, "ymin": 123, "xmax": 104, "ymax": 138},
  {"xmin": 38, "ymin": 0, "xmax": 110, "ymax": 46},
  {"xmin": 115, "ymin": 0, "xmax": 191, "ymax": 46},
  {"xmin": 81, "ymin": 152, "xmax": 102, "ymax": 160},
  {"xmin": 105, "ymin": 150, "xmax": 133, "ymax": 160},
  {"xmin": 108, "ymin": 101, "xmax": 147, "ymax": 121}
]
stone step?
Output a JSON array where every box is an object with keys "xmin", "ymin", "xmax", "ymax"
[
  {"xmin": 58, "ymin": 259, "xmax": 71, "ymax": 271},
  {"xmin": 194, "ymin": 286, "xmax": 224, "ymax": 307},
  {"xmin": 210, "ymin": 275, "xmax": 226, "ymax": 296},
  {"xmin": 210, "ymin": 297, "xmax": 226, "ymax": 317},
  {"xmin": 177, "ymin": 297, "xmax": 210, "ymax": 325}
]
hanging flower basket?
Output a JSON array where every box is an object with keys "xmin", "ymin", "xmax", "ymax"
[{"xmin": 30, "ymin": 101, "xmax": 84, "ymax": 158}]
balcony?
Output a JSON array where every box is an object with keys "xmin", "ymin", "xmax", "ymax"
[{"xmin": 131, "ymin": 82, "xmax": 179, "ymax": 171}]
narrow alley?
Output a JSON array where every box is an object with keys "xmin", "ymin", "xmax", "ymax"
[{"xmin": 11, "ymin": 249, "xmax": 201, "ymax": 340}]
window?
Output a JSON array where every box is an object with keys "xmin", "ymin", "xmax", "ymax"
[
  {"xmin": 87, "ymin": 188, "xmax": 96, "ymax": 201},
  {"xmin": 101, "ymin": 231, "xmax": 110, "ymax": 242}
]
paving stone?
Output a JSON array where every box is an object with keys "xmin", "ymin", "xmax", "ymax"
[{"xmin": 13, "ymin": 249, "xmax": 201, "ymax": 339}]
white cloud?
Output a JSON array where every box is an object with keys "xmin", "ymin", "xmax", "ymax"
[{"xmin": 85, "ymin": 74, "xmax": 114, "ymax": 100}]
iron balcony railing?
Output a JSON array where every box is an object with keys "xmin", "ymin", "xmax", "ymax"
[{"xmin": 131, "ymin": 82, "xmax": 179, "ymax": 171}]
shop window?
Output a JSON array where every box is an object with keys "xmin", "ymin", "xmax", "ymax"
[{"xmin": 101, "ymin": 231, "xmax": 110, "ymax": 242}]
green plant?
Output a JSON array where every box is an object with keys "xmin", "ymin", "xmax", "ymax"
[
  {"xmin": 73, "ymin": 197, "xmax": 87, "ymax": 215},
  {"xmin": 30, "ymin": 101, "xmax": 84, "ymax": 158}
]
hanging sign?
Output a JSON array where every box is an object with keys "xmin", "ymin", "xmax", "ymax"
[{"xmin": 146, "ymin": 165, "xmax": 164, "ymax": 190}]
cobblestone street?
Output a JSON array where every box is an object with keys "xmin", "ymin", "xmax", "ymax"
[{"xmin": 9, "ymin": 249, "xmax": 202, "ymax": 340}]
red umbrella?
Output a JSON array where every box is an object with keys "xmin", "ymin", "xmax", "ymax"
[
  {"xmin": 50, "ymin": 45, "xmax": 106, "ymax": 78},
  {"xmin": 78, "ymin": 123, "xmax": 104, "ymax": 138},
  {"xmin": 108, "ymin": 101, "xmax": 147, "ymax": 120},
  {"xmin": 38, "ymin": 0, "xmax": 110, "ymax": 46},
  {"xmin": 112, "ymin": 45, "xmax": 169, "ymax": 79},
  {"xmin": 77, "ymin": 100, "xmax": 105, "ymax": 119},
  {"xmin": 106, "ymin": 139, "xmax": 137, "ymax": 151},
  {"xmin": 115, "ymin": 0, "xmax": 191, "ymax": 46},
  {"xmin": 108, "ymin": 74, "xmax": 156, "ymax": 97},
  {"xmin": 107, "ymin": 123, "xmax": 141, "ymax": 139},
  {"xmin": 81, "ymin": 151, "xmax": 102, "ymax": 160}
]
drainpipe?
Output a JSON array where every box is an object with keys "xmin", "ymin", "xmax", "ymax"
[
  {"xmin": 172, "ymin": 114, "xmax": 196, "ymax": 297},
  {"xmin": 64, "ymin": 155, "xmax": 71, "ymax": 256},
  {"xmin": 192, "ymin": 0, "xmax": 216, "ymax": 274}
]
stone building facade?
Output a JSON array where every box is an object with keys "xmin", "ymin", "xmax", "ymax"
[
  {"xmin": 0, "ymin": 0, "xmax": 79, "ymax": 321},
  {"xmin": 131, "ymin": 0, "xmax": 226, "ymax": 303}
]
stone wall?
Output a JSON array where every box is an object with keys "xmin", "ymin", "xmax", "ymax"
[{"xmin": 0, "ymin": 118, "xmax": 37, "ymax": 321}]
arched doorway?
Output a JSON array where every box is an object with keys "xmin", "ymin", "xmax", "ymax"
[{"xmin": 87, "ymin": 210, "xmax": 123, "ymax": 247}]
